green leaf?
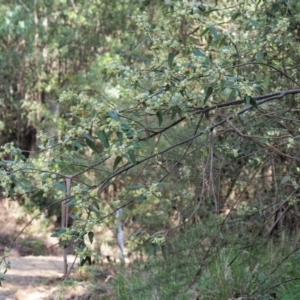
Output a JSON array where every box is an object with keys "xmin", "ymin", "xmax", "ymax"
[
  {"xmin": 10, "ymin": 174, "xmax": 29, "ymax": 189},
  {"xmin": 54, "ymin": 181, "xmax": 66, "ymax": 191},
  {"xmin": 126, "ymin": 130, "xmax": 133, "ymax": 139},
  {"xmin": 244, "ymin": 95, "xmax": 251, "ymax": 105},
  {"xmin": 129, "ymin": 229, "xmax": 145, "ymax": 238},
  {"xmin": 8, "ymin": 188, "xmax": 15, "ymax": 200},
  {"xmin": 134, "ymin": 194, "xmax": 147, "ymax": 201},
  {"xmin": 121, "ymin": 123, "xmax": 134, "ymax": 139},
  {"xmin": 227, "ymin": 89, "xmax": 237, "ymax": 101},
  {"xmin": 218, "ymin": 37, "xmax": 226, "ymax": 48},
  {"xmin": 161, "ymin": 244, "xmax": 167, "ymax": 259},
  {"xmin": 88, "ymin": 206, "xmax": 104, "ymax": 215},
  {"xmin": 200, "ymin": 27, "xmax": 209, "ymax": 37},
  {"xmin": 250, "ymin": 98, "xmax": 258, "ymax": 109},
  {"xmin": 85, "ymin": 138, "xmax": 100, "ymax": 153},
  {"xmin": 96, "ymin": 130, "xmax": 110, "ymax": 149},
  {"xmin": 21, "ymin": 162, "xmax": 35, "ymax": 170},
  {"xmin": 49, "ymin": 139, "xmax": 55, "ymax": 147},
  {"xmin": 244, "ymin": 95, "xmax": 258, "ymax": 109},
  {"xmin": 148, "ymin": 243, "xmax": 155, "ymax": 257},
  {"xmin": 209, "ymin": 27, "xmax": 219, "ymax": 39},
  {"xmin": 120, "ymin": 123, "xmax": 129, "ymax": 131},
  {"xmin": 88, "ymin": 203, "xmax": 103, "ymax": 214},
  {"xmin": 231, "ymin": 12, "xmax": 241, "ymax": 20},
  {"xmin": 107, "ymin": 110, "xmax": 120, "ymax": 121},
  {"xmin": 82, "ymin": 132, "xmax": 93, "ymax": 141},
  {"xmin": 128, "ymin": 149, "xmax": 136, "ymax": 165},
  {"xmin": 156, "ymin": 110, "xmax": 163, "ymax": 126},
  {"xmin": 74, "ymin": 141, "xmax": 83, "ymax": 149},
  {"xmin": 65, "ymin": 198, "xmax": 77, "ymax": 207},
  {"xmin": 93, "ymin": 200, "xmax": 100, "ymax": 211},
  {"xmin": 117, "ymin": 132, "xmax": 123, "ymax": 145},
  {"xmin": 177, "ymin": 107, "xmax": 183, "ymax": 118},
  {"xmin": 171, "ymin": 108, "xmax": 177, "ymax": 120},
  {"xmin": 256, "ymin": 51, "xmax": 264, "ymax": 63},
  {"xmin": 113, "ymin": 156, "xmax": 122, "ymax": 171},
  {"xmin": 193, "ymin": 48, "xmax": 204, "ymax": 57},
  {"xmin": 168, "ymin": 52, "xmax": 177, "ymax": 69},
  {"xmin": 51, "ymin": 227, "xmax": 67, "ymax": 237},
  {"xmin": 204, "ymin": 86, "xmax": 213, "ymax": 104},
  {"xmin": 222, "ymin": 80, "xmax": 233, "ymax": 88},
  {"xmin": 171, "ymin": 107, "xmax": 183, "ymax": 120},
  {"xmin": 60, "ymin": 240, "xmax": 68, "ymax": 248},
  {"xmin": 69, "ymin": 213, "xmax": 79, "ymax": 220},
  {"xmin": 280, "ymin": 175, "xmax": 290, "ymax": 185},
  {"xmin": 248, "ymin": 18, "xmax": 259, "ymax": 27},
  {"xmin": 78, "ymin": 230, "xmax": 87, "ymax": 239},
  {"xmin": 88, "ymin": 232, "xmax": 94, "ymax": 244},
  {"xmin": 32, "ymin": 189, "xmax": 44, "ymax": 199}
]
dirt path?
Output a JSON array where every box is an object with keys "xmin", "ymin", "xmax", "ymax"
[
  {"xmin": 0, "ymin": 200, "xmax": 115, "ymax": 299},
  {"xmin": 0, "ymin": 255, "xmax": 90, "ymax": 300}
]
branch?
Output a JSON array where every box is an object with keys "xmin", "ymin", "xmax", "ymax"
[
  {"xmin": 18, "ymin": 0, "xmax": 30, "ymax": 12},
  {"xmin": 94, "ymin": 88, "xmax": 300, "ymax": 193},
  {"xmin": 228, "ymin": 62, "xmax": 300, "ymax": 87},
  {"xmin": 143, "ymin": 89, "xmax": 300, "ymax": 143},
  {"xmin": 191, "ymin": 88, "xmax": 300, "ymax": 115}
]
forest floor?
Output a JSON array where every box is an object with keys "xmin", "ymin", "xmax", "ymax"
[
  {"xmin": 0, "ymin": 199, "xmax": 114, "ymax": 299},
  {"xmin": 0, "ymin": 255, "xmax": 92, "ymax": 300}
]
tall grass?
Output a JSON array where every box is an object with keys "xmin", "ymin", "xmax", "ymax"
[{"xmin": 110, "ymin": 219, "xmax": 300, "ymax": 300}]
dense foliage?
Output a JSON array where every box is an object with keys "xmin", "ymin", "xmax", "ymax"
[{"xmin": 1, "ymin": 0, "xmax": 300, "ymax": 298}]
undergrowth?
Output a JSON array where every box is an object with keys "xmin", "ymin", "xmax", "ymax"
[{"xmin": 104, "ymin": 220, "xmax": 300, "ymax": 300}]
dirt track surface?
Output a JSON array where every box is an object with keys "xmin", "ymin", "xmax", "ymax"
[{"xmin": 0, "ymin": 255, "xmax": 90, "ymax": 300}]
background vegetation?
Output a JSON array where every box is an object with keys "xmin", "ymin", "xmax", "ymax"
[{"xmin": 1, "ymin": 0, "xmax": 300, "ymax": 299}]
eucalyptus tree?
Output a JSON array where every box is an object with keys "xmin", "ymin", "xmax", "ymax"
[{"xmin": 0, "ymin": 0, "xmax": 143, "ymax": 153}]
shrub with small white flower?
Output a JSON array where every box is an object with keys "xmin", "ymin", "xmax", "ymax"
[{"xmin": 1, "ymin": 1, "xmax": 300, "ymax": 296}]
